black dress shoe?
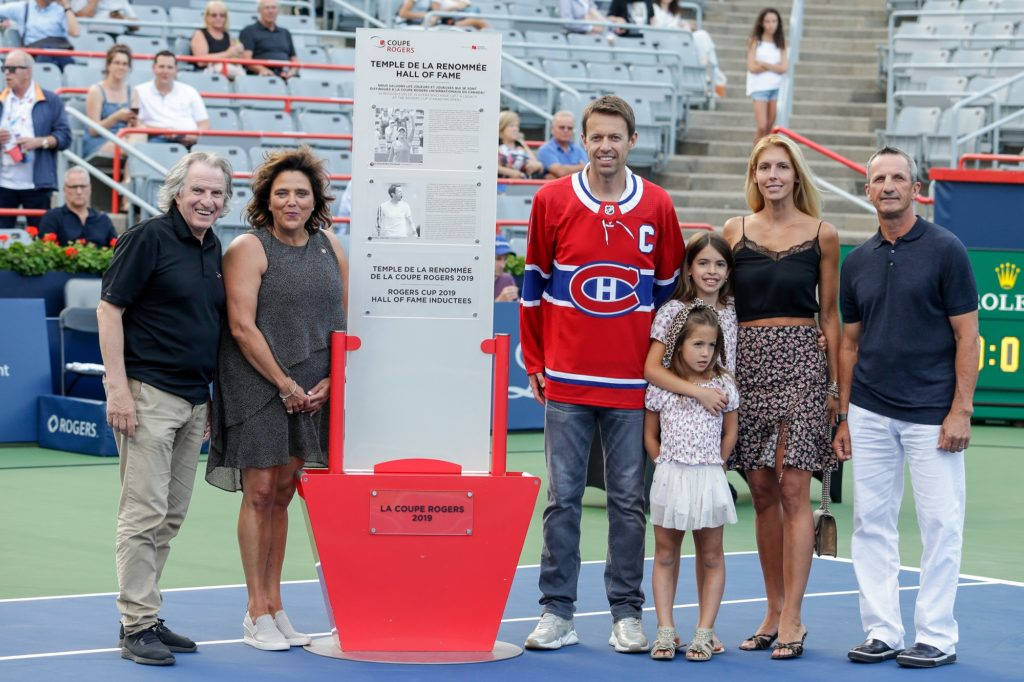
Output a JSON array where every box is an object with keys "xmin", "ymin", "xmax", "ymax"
[
  {"xmin": 119, "ymin": 619, "xmax": 196, "ymax": 653},
  {"xmin": 896, "ymin": 642, "xmax": 956, "ymax": 668},
  {"xmin": 848, "ymin": 638, "xmax": 901, "ymax": 663},
  {"xmin": 121, "ymin": 625, "xmax": 175, "ymax": 666}
]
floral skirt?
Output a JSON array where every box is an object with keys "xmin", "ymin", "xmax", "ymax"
[{"xmin": 729, "ymin": 325, "xmax": 835, "ymax": 473}]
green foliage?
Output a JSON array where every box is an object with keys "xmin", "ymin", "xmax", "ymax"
[
  {"xmin": 504, "ymin": 253, "xmax": 525, "ymax": 276},
  {"xmin": 0, "ymin": 230, "xmax": 115, "ymax": 276}
]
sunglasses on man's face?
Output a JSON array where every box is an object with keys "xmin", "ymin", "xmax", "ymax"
[{"xmin": 2, "ymin": 65, "xmax": 29, "ymax": 73}]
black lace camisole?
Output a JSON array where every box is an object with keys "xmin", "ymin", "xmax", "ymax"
[{"xmin": 732, "ymin": 216, "xmax": 822, "ymax": 323}]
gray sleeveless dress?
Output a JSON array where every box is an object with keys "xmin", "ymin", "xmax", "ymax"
[{"xmin": 206, "ymin": 228, "xmax": 346, "ymax": 492}]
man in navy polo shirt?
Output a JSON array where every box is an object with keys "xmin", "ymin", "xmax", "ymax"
[
  {"xmin": 38, "ymin": 166, "xmax": 116, "ymax": 246},
  {"xmin": 536, "ymin": 110, "xmax": 587, "ymax": 179},
  {"xmin": 98, "ymin": 151, "xmax": 232, "ymax": 667},
  {"xmin": 239, "ymin": 0, "xmax": 298, "ymax": 79},
  {"xmin": 834, "ymin": 146, "xmax": 979, "ymax": 669}
]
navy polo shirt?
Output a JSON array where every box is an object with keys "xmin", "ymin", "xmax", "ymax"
[
  {"xmin": 239, "ymin": 21, "xmax": 296, "ymax": 64},
  {"xmin": 38, "ymin": 205, "xmax": 117, "ymax": 247},
  {"xmin": 840, "ymin": 216, "xmax": 977, "ymax": 424},
  {"xmin": 100, "ymin": 204, "xmax": 225, "ymax": 404}
]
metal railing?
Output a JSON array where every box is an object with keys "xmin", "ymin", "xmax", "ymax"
[
  {"xmin": 323, "ymin": 0, "xmax": 386, "ymax": 29},
  {"xmin": 776, "ymin": 0, "xmax": 804, "ymax": 129},
  {"xmin": 423, "ymin": 5, "xmax": 703, "ymax": 31},
  {"xmin": 958, "ymin": 153, "xmax": 1024, "ymax": 169},
  {"xmin": 772, "ymin": 126, "xmax": 933, "ymax": 213}
]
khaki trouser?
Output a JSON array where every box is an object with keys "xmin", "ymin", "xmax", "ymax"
[{"xmin": 114, "ymin": 379, "xmax": 207, "ymax": 635}]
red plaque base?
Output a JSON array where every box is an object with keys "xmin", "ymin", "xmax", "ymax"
[{"xmin": 297, "ymin": 467, "xmax": 539, "ymax": 653}]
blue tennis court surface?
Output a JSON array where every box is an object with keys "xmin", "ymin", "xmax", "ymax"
[{"xmin": 2, "ymin": 552, "xmax": 1020, "ymax": 681}]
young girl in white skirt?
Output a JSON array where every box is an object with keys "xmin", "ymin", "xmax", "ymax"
[{"xmin": 643, "ymin": 302, "xmax": 739, "ymax": 662}]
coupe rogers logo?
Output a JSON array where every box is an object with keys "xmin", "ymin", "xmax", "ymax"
[
  {"xmin": 568, "ymin": 263, "xmax": 641, "ymax": 317},
  {"xmin": 47, "ymin": 414, "xmax": 98, "ymax": 437}
]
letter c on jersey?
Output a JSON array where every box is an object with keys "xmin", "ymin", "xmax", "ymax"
[{"xmin": 568, "ymin": 263, "xmax": 641, "ymax": 317}]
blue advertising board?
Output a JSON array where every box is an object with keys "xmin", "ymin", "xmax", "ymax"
[
  {"xmin": 0, "ymin": 299, "xmax": 52, "ymax": 442},
  {"xmin": 493, "ymin": 302, "xmax": 544, "ymax": 431},
  {"xmin": 37, "ymin": 394, "xmax": 118, "ymax": 456}
]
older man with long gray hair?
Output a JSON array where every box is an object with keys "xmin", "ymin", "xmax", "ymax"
[{"xmin": 97, "ymin": 151, "xmax": 232, "ymax": 666}]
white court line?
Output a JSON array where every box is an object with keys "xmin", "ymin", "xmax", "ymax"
[
  {"xmin": 0, "ymin": 579, "xmax": 996, "ymax": 663},
  {"xmin": 815, "ymin": 555, "xmax": 1024, "ymax": 588},
  {"xmin": 0, "ymin": 552, "xmax": 761, "ymax": 604}
]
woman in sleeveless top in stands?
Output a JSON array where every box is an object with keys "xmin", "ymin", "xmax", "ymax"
[
  {"xmin": 191, "ymin": 0, "xmax": 245, "ymax": 80},
  {"xmin": 83, "ymin": 44, "xmax": 141, "ymax": 159},
  {"xmin": 746, "ymin": 8, "xmax": 787, "ymax": 141},
  {"xmin": 722, "ymin": 134, "xmax": 839, "ymax": 660},
  {"xmin": 207, "ymin": 146, "xmax": 348, "ymax": 650}
]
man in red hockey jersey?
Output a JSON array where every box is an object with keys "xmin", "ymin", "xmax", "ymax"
[{"xmin": 519, "ymin": 95, "xmax": 683, "ymax": 652}]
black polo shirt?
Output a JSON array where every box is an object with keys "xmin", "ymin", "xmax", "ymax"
[
  {"xmin": 840, "ymin": 216, "xmax": 977, "ymax": 424},
  {"xmin": 100, "ymin": 204, "xmax": 225, "ymax": 404},
  {"xmin": 39, "ymin": 205, "xmax": 117, "ymax": 247},
  {"xmin": 239, "ymin": 21, "xmax": 296, "ymax": 64}
]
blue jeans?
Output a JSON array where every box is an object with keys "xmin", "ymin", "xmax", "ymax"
[{"xmin": 539, "ymin": 400, "xmax": 646, "ymax": 621}]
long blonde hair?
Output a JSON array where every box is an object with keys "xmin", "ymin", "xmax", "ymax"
[{"xmin": 745, "ymin": 135, "xmax": 821, "ymax": 218}]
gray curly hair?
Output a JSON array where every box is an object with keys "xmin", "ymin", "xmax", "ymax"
[{"xmin": 157, "ymin": 151, "xmax": 233, "ymax": 216}]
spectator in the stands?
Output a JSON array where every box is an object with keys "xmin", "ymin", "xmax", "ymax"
[
  {"xmin": 497, "ymin": 110, "xmax": 542, "ymax": 180},
  {"xmin": 0, "ymin": 50, "xmax": 70, "ymax": 229},
  {"xmin": 239, "ymin": 0, "xmax": 298, "ymax": 79},
  {"xmin": 746, "ymin": 7, "xmax": 787, "ymax": 141},
  {"xmin": 136, "ymin": 51, "xmax": 210, "ymax": 148},
  {"xmin": 83, "ymin": 44, "xmax": 141, "ymax": 160},
  {"xmin": 0, "ymin": 0, "xmax": 80, "ymax": 70},
  {"xmin": 71, "ymin": 0, "xmax": 136, "ymax": 22},
  {"xmin": 191, "ymin": 0, "xmax": 245, "ymax": 80},
  {"xmin": 537, "ymin": 110, "xmax": 586, "ymax": 179},
  {"xmin": 560, "ymin": 0, "xmax": 623, "ymax": 34},
  {"xmin": 494, "ymin": 235, "xmax": 518, "ymax": 302},
  {"xmin": 396, "ymin": 0, "xmax": 490, "ymax": 31},
  {"xmin": 39, "ymin": 166, "xmax": 116, "ymax": 246}
]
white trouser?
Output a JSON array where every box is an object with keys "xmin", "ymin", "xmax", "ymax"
[{"xmin": 849, "ymin": 403, "xmax": 966, "ymax": 654}]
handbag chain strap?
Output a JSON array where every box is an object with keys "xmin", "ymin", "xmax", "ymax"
[{"xmin": 819, "ymin": 468, "xmax": 832, "ymax": 513}]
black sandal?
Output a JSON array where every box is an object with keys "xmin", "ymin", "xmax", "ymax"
[
  {"xmin": 739, "ymin": 631, "xmax": 777, "ymax": 651},
  {"xmin": 771, "ymin": 629, "xmax": 808, "ymax": 660}
]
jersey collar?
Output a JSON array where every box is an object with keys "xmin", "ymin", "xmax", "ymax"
[{"xmin": 571, "ymin": 165, "xmax": 644, "ymax": 215}]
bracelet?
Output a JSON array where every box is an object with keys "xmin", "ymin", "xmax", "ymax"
[
  {"xmin": 827, "ymin": 379, "xmax": 839, "ymax": 399},
  {"xmin": 278, "ymin": 380, "xmax": 300, "ymax": 401}
]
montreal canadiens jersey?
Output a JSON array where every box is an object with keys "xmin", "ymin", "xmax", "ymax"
[{"xmin": 520, "ymin": 166, "xmax": 683, "ymax": 409}]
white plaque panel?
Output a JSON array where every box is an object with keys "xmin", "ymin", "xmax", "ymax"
[{"xmin": 346, "ymin": 29, "xmax": 501, "ymax": 473}]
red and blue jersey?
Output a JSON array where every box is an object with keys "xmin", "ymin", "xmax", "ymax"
[{"xmin": 519, "ymin": 166, "xmax": 683, "ymax": 409}]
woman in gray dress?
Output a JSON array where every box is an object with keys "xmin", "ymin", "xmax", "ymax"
[{"xmin": 207, "ymin": 146, "xmax": 348, "ymax": 651}]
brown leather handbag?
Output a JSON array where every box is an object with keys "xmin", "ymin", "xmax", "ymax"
[{"xmin": 813, "ymin": 468, "xmax": 838, "ymax": 557}]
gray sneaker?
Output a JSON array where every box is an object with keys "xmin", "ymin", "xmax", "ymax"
[
  {"xmin": 524, "ymin": 613, "xmax": 579, "ymax": 650},
  {"xmin": 609, "ymin": 616, "xmax": 649, "ymax": 653}
]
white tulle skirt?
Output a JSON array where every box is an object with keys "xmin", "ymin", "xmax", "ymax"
[{"xmin": 649, "ymin": 462, "xmax": 737, "ymax": 531}]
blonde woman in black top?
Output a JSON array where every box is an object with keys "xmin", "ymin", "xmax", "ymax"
[{"xmin": 721, "ymin": 134, "xmax": 840, "ymax": 660}]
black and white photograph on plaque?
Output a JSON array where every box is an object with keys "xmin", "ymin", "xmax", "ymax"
[
  {"xmin": 374, "ymin": 107, "xmax": 425, "ymax": 164},
  {"xmin": 374, "ymin": 182, "xmax": 422, "ymax": 240}
]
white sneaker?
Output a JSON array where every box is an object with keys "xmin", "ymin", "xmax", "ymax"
[
  {"xmin": 524, "ymin": 613, "xmax": 579, "ymax": 650},
  {"xmin": 242, "ymin": 613, "xmax": 290, "ymax": 651},
  {"xmin": 609, "ymin": 616, "xmax": 649, "ymax": 652},
  {"xmin": 273, "ymin": 610, "xmax": 311, "ymax": 646}
]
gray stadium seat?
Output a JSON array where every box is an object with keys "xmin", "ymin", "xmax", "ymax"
[
  {"xmin": 950, "ymin": 48, "xmax": 994, "ymax": 77},
  {"xmin": 74, "ymin": 32, "xmax": 114, "ymax": 55},
  {"xmin": 127, "ymin": 142, "xmax": 187, "ymax": 207},
  {"xmin": 970, "ymin": 21, "xmax": 1015, "ymax": 49},
  {"xmin": 288, "ymin": 78, "xmax": 348, "ymax": 113},
  {"xmin": 614, "ymin": 36, "xmax": 659, "ymax": 66},
  {"xmin": 115, "ymin": 35, "xmax": 167, "ymax": 56},
  {"xmin": 882, "ymin": 106, "xmax": 941, "ymax": 165},
  {"xmin": 176, "ymin": 71, "xmax": 233, "ymax": 108},
  {"xmin": 898, "ymin": 75, "xmax": 969, "ymax": 107},
  {"xmin": 565, "ymin": 32, "xmax": 610, "ymax": 62},
  {"xmin": 296, "ymin": 112, "xmax": 352, "ymax": 149},
  {"xmin": 132, "ymin": 5, "xmax": 169, "ymax": 37},
  {"xmin": 207, "ymin": 108, "xmax": 239, "ymax": 132},
  {"xmin": 925, "ymin": 106, "xmax": 988, "ymax": 167},
  {"xmin": 33, "ymin": 63, "xmax": 62, "ymax": 93},
  {"xmin": 541, "ymin": 59, "xmax": 586, "ymax": 81},
  {"xmin": 168, "ymin": 7, "xmax": 200, "ymax": 26},
  {"xmin": 524, "ymin": 31, "xmax": 570, "ymax": 60},
  {"xmin": 192, "ymin": 144, "xmax": 250, "ymax": 175},
  {"xmin": 232, "ymin": 74, "xmax": 288, "ymax": 110},
  {"xmin": 238, "ymin": 110, "xmax": 298, "ymax": 149}
]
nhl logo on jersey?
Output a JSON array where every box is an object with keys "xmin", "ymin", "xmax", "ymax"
[
  {"xmin": 603, "ymin": 204, "xmax": 615, "ymax": 216},
  {"xmin": 568, "ymin": 262, "xmax": 641, "ymax": 317}
]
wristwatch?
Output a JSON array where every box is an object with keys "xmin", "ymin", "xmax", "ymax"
[{"xmin": 836, "ymin": 413, "xmax": 848, "ymax": 423}]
